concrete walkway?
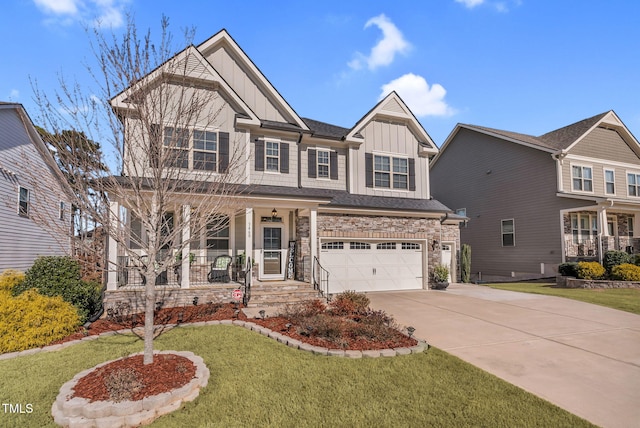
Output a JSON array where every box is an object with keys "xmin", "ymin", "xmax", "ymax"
[{"xmin": 367, "ymin": 284, "xmax": 640, "ymax": 428}]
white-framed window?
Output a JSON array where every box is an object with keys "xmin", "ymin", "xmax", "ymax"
[
  {"xmin": 376, "ymin": 242, "xmax": 397, "ymax": 250},
  {"xmin": 349, "ymin": 242, "xmax": 371, "ymax": 250},
  {"xmin": 374, "ymin": 155, "xmax": 409, "ymax": 189},
  {"xmin": 627, "ymin": 172, "xmax": 640, "ymax": 197},
  {"xmin": 572, "ymin": 165, "xmax": 593, "ymax": 192},
  {"xmin": 59, "ymin": 202, "xmax": 65, "ymax": 221},
  {"xmin": 265, "ymin": 141, "xmax": 280, "ymax": 172},
  {"xmin": 163, "ymin": 126, "xmax": 189, "ymax": 169},
  {"xmin": 604, "ymin": 169, "xmax": 616, "ymax": 195},
  {"xmin": 193, "ymin": 130, "xmax": 218, "ymax": 171},
  {"xmin": 628, "ymin": 216, "xmax": 635, "ymax": 238},
  {"xmin": 607, "ymin": 215, "xmax": 617, "ymax": 237},
  {"xmin": 571, "ymin": 213, "xmax": 598, "ymax": 244},
  {"xmin": 321, "ymin": 242, "xmax": 344, "ymax": 250},
  {"xmin": 455, "ymin": 208, "xmax": 467, "ymax": 217},
  {"xmin": 501, "ymin": 219, "xmax": 515, "ymax": 247},
  {"xmin": 401, "ymin": 242, "xmax": 421, "ymax": 250},
  {"xmin": 18, "ymin": 187, "xmax": 29, "ymax": 217},
  {"xmin": 317, "ymin": 149, "xmax": 330, "ymax": 179}
]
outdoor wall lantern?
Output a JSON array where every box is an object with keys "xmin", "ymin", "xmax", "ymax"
[
  {"xmin": 271, "ymin": 208, "xmax": 278, "ymax": 218},
  {"xmin": 432, "ymin": 240, "xmax": 440, "ymax": 251}
]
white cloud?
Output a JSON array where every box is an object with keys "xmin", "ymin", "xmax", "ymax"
[
  {"xmin": 379, "ymin": 73, "xmax": 456, "ymax": 117},
  {"xmin": 349, "ymin": 14, "xmax": 410, "ymax": 71},
  {"xmin": 9, "ymin": 89, "xmax": 20, "ymax": 100},
  {"xmin": 32, "ymin": 0, "xmax": 126, "ymax": 28},
  {"xmin": 455, "ymin": 0, "xmax": 521, "ymax": 12},
  {"xmin": 455, "ymin": 0, "xmax": 485, "ymax": 8}
]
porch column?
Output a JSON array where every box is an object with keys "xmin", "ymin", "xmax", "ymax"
[
  {"xmin": 181, "ymin": 205, "xmax": 191, "ymax": 289},
  {"xmin": 597, "ymin": 205, "xmax": 608, "ymax": 264},
  {"xmin": 106, "ymin": 201, "xmax": 120, "ymax": 291},
  {"xmin": 310, "ymin": 207, "xmax": 318, "ymax": 265},
  {"xmin": 634, "ymin": 214, "xmax": 640, "ymax": 238},
  {"xmin": 245, "ymin": 208, "xmax": 253, "ymax": 265}
]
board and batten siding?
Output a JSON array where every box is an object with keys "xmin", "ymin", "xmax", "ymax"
[
  {"xmin": 0, "ymin": 107, "xmax": 70, "ymax": 272},
  {"xmin": 203, "ymin": 46, "xmax": 287, "ymax": 123},
  {"xmin": 431, "ymin": 128, "xmax": 576, "ymax": 278},
  {"xmin": 351, "ymin": 119, "xmax": 429, "ymax": 199}
]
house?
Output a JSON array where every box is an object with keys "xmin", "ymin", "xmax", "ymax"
[
  {"xmin": 430, "ymin": 111, "xmax": 640, "ymax": 281},
  {"xmin": 0, "ymin": 102, "xmax": 72, "ymax": 272},
  {"xmin": 104, "ymin": 29, "xmax": 463, "ymax": 305}
]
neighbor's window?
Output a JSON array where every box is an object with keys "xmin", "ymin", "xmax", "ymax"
[
  {"xmin": 18, "ymin": 187, "xmax": 30, "ymax": 217},
  {"xmin": 317, "ymin": 150, "xmax": 330, "ymax": 178},
  {"xmin": 501, "ymin": 219, "xmax": 515, "ymax": 246},
  {"xmin": 628, "ymin": 172, "xmax": 640, "ymax": 197},
  {"xmin": 572, "ymin": 165, "xmax": 593, "ymax": 192},
  {"xmin": 59, "ymin": 202, "xmax": 65, "ymax": 220},
  {"xmin": 193, "ymin": 130, "xmax": 218, "ymax": 171},
  {"xmin": 571, "ymin": 213, "xmax": 598, "ymax": 244},
  {"xmin": 604, "ymin": 169, "xmax": 615, "ymax": 195}
]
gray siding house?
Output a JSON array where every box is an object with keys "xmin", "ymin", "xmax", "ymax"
[
  {"xmin": 106, "ymin": 29, "xmax": 463, "ymax": 300},
  {"xmin": 430, "ymin": 111, "xmax": 640, "ymax": 281},
  {"xmin": 0, "ymin": 103, "xmax": 72, "ymax": 272}
]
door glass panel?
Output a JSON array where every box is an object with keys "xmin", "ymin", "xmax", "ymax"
[{"xmin": 263, "ymin": 227, "xmax": 282, "ymax": 275}]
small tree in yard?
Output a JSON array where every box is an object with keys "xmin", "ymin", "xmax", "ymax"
[
  {"xmin": 461, "ymin": 244, "xmax": 471, "ymax": 283},
  {"xmin": 32, "ymin": 17, "xmax": 246, "ymax": 364}
]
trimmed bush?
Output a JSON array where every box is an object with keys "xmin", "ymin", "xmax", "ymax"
[
  {"xmin": 329, "ymin": 290, "xmax": 370, "ymax": 316},
  {"xmin": 576, "ymin": 261, "xmax": 605, "ymax": 280},
  {"xmin": 461, "ymin": 244, "xmax": 471, "ymax": 283},
  {"xmin": 0, "ymin": 289, "xmax": 80, "ymax": 353},
  {"xmin": 611, "ymin": 263, "xmax": 640, "ymax": 281},
  {"xmin": 633, "ymin": 254, "xmax": 640, "ymax": 266},
  {"xmin": 12, "ymin": 256, "xmax": 102, "ymax": 323},
  {"xmin": 0, "ymin": 269, "xmax": 25, "ymax": 292},
  {"xmin": 603, "ymin": 250, "xmax": 631, "ymax": 274},
  {"xmin": 558, "ymin": 262, "xmax": 579, "ymax": 277}
]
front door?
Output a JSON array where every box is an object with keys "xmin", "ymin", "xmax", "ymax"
[{"xmin": 263, "ymin": 227, "xmax": 282, "ymax": 276}]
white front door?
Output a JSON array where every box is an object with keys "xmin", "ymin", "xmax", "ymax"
[{"xmin": 441, "ymin": 243, "xmax": 452, "ymax": 282}]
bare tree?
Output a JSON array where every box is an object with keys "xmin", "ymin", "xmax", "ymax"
[{"xmin": 32, "ymin": 16, "xmax": 247, "ymax": 364}]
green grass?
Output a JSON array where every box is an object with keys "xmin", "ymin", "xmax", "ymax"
[
  {"xmin": 0, "ymin": 326, "xmax": 594, "ymax": 427},
  {"xmin": 483, "ymin": 282, "xmax": 640, "ymax": 315}
]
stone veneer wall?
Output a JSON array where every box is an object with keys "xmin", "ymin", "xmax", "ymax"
[
  {"xmin": 316, "ymin": 213, "xmax": 460, "ymax": 283},
  {"xmin": 103, "ymin": 286, "xmax": 239, "ymax": 313},
  {"xmin": 295, "ymin": 214, "xmax": 311, "ymax": 282}
]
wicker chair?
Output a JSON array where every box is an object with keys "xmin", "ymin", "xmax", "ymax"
[{"xmin": 207, "ymin": 255, "xmax": 232, "ymax": 283}]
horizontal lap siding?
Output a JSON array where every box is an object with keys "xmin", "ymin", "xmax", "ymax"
[
  {"xmin": 431, "ymin": 128, "xmax": 566, "ymax": 277},
  {"xmin": 571, "ymin": 127, "xmax": 640, "ymax": 165},
  {"xmin": 249, "ymin": 137, "xmax": 298, "ymax": 187},
  {"xmin": 300, "ymin": 146, "xmax": 347, "ymax": 190}
]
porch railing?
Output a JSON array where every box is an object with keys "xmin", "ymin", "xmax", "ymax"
[
  {"xmin": 241, "ymin": 256, "xmax": 252, "ymax": 306},
  {"xmin": 564, "ymin": 237, "xmax": 637, "ymax": 259},
  {"xmin": 312, "ymin": 256, "xmax": 330, "ymax": 302}
]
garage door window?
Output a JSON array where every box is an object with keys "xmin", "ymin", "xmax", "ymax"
[
  {"xmin": 350, "ymin": 242, "xmax": 371, "ymax": 249},
  {"xmin": 401, "ymin": 243, "xmax": 421, "ymax": 250},
  {"xmin": 322, "ymin": 242, "xmax": 344, "ymax": 250},
  {"xmin": 376, "ymin": 242, "xmax": 396, "ymax": 250}
]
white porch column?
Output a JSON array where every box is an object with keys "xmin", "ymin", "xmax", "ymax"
[
  {"xmin": 106, "ymin": 201, "xmax": 120, "ymax": 291},
  {"xmin": 310, "ymin": 207, "xmax": 318, "ymax": 265},
  {"xmin": 245, "ymin": 208, "xmax": 253, "ymax": 265},
  {"xmin": 181, "ymin": 205, "xmax": 191, "ymax": 289},
  {"xmin": 633, "ymin": 214, "xmax": 640, "ymax": 238},
  {"xmin": 598, "ymin": 205, "xmax": 609, "ymax": 236}
]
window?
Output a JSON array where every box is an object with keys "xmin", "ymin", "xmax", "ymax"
[
  {"xmin": 349, "ymin": 242, "xmax": 371, "ymax": 250},
  {"xmin": 572, "ymin": 165, "xmax": 593, "ymax": 192},
  {"xmin": 193, "ymin": 130, "xmax": 217, "ymax": 171},
  {"xmin": 18, "ymin": 187, "xmax": 29, "ymax": 217},
  {"xmin": 571, "ymin": 213, "xmax": 598, "ymax": 244},
  {"xmin": 501, "ymin": 219, "xmax": 515, "ymax": 246},
  {"xmin": 628, "ymin": 216, "xmax": 635, "ymax": 238},
  {"xmin": 164, "ymin": 127, "xmax": 189, "ymax": 168},
  {"xmin": 401, "ymin": 243, "xmax": 421, "ymax": 250},
  {"xmin": 376, "ymin": 242, "xmax": 396, "ymax": 250},
  {"xmin": 607, "ymin": 216, "xmax": 617, "ymax": 236},
  {"xmin": 206, "ymin": 215, "xmax": 230, "ymax": 254},
  {"xmin": 317, "ymin": 150, "xmax": 330, "ymax": 178},
  {"xmin": 59, "ymin": 202, "xmax": 65, "ymax": 221},
  {"xmin": 321, "ymin": 242, "xmax": 344, "ymax": 250},
  {"xmin": 628, "ymin": 172, "xmax": 640, "ymax": 197},
  {"xmin": 604, "ymin": 169, "xmax": 615, "ymax": 195},
  {"xmin": 455, "ymin": 208, "xmax": 467, "ymax": 217},
  {"xmin": 374, "ymin": 155, "xmax": 409, "ymax": 189},
  {"xmin": 266, "ymin": 141, "xmax": 280, "ymax": 172}
]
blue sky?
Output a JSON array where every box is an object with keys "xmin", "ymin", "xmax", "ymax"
[{"xmin": 1, "ymin": 0, "xmax": 639, "ymax": 147}]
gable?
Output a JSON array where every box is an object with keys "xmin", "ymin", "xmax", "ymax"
[{"xmin": 569, "ymin": 126, "xmax": 640, "ymax": 165}]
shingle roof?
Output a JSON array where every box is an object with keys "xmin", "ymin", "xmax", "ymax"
[{"xmin": 302, "ymin": 118, "xmax": 350, "ymax": 140}]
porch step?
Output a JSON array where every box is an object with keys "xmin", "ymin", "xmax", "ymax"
[{"xmin": 247, "ymin": 281, "xmax": 323, "ymax": 307}]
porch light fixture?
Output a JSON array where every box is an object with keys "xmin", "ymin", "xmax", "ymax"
[
  {"xmin": 271, "ymin": 208, "xmax": 278, "ymax": 218},
  {"xmin": 407, "ymin": 326, "xmax": 416, "ymax": 338},
  {"xmin": 432, "ymin": 240, "xmax": 440, "ymax": 251}
]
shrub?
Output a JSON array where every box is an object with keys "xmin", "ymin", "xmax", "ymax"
[
  {"xmin": 0, "ymin": 289, "xmax": 80, "ymax": 353},
  {"xmin": 633, "ymin": 254, "xmax": 640, "ymax": 266},
  {"xmin": 13, "ymin": 256, "xmax": 102, "ymax": 323},
  {"xmin": 558, "ymin": 262, "xmax": 579, "ymax": 277},
  {"xmin": 432, "ymin": 264, "xmax": 449, "ymax": 283},
  {"xmin": 603, "ymin": 250, "xmax": 631, "ymax": 274},
  {"xmin": 105, "ymin": 367, "xmax": 144, "ymax": 402},
  {"xmin": 576, "ymin": 261, "xmax": 605, "ymax": 280},
  {"xmin": 328, "ymin": 290, "xmax": 370, "ymax": 316},
  {"xmin": 610, "ymin": 263, "xmax": 640, "ymax": 281},
  {"xmin": 0, "ymin": 269, "xmax": 25, "ymax": 292},
  {"xmin": 298, "ymin": 314, "xmax": 343, "ymax": 342},
  {"xmin": 461, "ymin": 244, "xmax": 471, "ymax": 283}
]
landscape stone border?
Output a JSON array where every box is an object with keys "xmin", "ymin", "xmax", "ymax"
[{"xmin": 51, "ymin": 350, "xmax": 209, "ymax": 428}]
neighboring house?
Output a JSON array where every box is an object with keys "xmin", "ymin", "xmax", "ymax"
[
  {"xmin": 105, "ymin": 29, "xmax": 463, "ymax": 299},
  {"xmin": 0, "ymin": 102, "xmax": 72, "ymax": 272},
  {"xmin": 430, "ymin": 111, "xmax": 640, "ymax": 281}
]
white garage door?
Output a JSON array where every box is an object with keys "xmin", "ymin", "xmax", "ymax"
[{"xmin": 320, "ymin": 240, "xmax": 424, "ymax": 293}]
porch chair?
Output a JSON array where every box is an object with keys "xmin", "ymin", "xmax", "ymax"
[{"xmin": 207, "ymin": 255, "xmax": 233, "ymax": 283}]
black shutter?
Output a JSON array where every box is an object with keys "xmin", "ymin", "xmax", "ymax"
[
  {"xmin": 308, "ymin": 149, "xmax": 317, "ymax": 178},
  {"xmin": 219, "ymin": 132, "xmax": 229, "ymax": 172},
  {"xmin": 280, "ymin": 142, "xmax": 289, "ymax": 173},
  {"xmin": 330, "ymin": 151, "xmax": 338, "ymax": 180},
  {"xmin": 365, "ymin": 153, "xmax": 374, "ymax": 188},
  {"xmin": 409, "ymin": 158, "xmax": 416, "ymax": 191},
  {"xmin": 255, "ymin": 139, "xmax": 264, "ymax": 171}
]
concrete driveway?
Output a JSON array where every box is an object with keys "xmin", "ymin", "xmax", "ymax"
[{"xmin": 367, "ymin": 284, "xmax": 640, "ymax": 428}]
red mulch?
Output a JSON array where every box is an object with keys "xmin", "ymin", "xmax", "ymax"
[{"xmin": 72, "ymin": 353, "xmax": 196, "ymax": 402}]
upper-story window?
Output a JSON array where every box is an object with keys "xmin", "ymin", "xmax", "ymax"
[
  {"xmin": 157, "ymin": 126, "xmax": 228, "ymax": 172},
  {"xmin": 572, "ymin": 165, "xmax": 593, "ymax": 192},
  {"xmin": 604, "ymin": 169, "xmax": 615, "ymax": 195},
  {"xmin": 307, "ymin": 148, "xmax": 337, "ymax": 180},
  {"xmin": 317, "ymin": 150, "xmax": 330, "ymax": 178},
  {"xmin": 628, "ymin": 172, "xmax": 640, "ymax": 197},
  {"xmin": 265, "ymin": 141, "xmax": 280, "ymax": 172},
  {"xmin": 164, "ymin": 127, "xmax": 189, "ymax": 169},
  {"xmin": 193, "ymin": 130, "xmax": 217, "ymax": 171},
  {"xmin": 501, "ymin": 219, "xmax": 515, "ymax": 247},
  {"xmin": 18, "ymin": 187, "xmax": 29, "ymax": 217},
  {"xmin": 59, "ymin": 202, "xmax": 66, "ymax": 221},
  {"xmin": 366, "ymin": 152, "xmax": 415, "ymax": 191}
]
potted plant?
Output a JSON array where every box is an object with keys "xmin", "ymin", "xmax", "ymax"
[{"xmin": 431, "ymin": 264, "xmax": 450, "ymax": 290}]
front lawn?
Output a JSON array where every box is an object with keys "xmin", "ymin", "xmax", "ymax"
[
  {"xmin": 0, "ymin": 325, "xmax": 594, "ymax": 427},
  {"xmin": 483, "ymin": 282, "xmax": 640, "ymax": 315}
]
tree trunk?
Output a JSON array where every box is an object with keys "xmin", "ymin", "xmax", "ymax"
[{"xmin": 143, "ymin": 270, "xmax": 156, "ymax": 365}]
